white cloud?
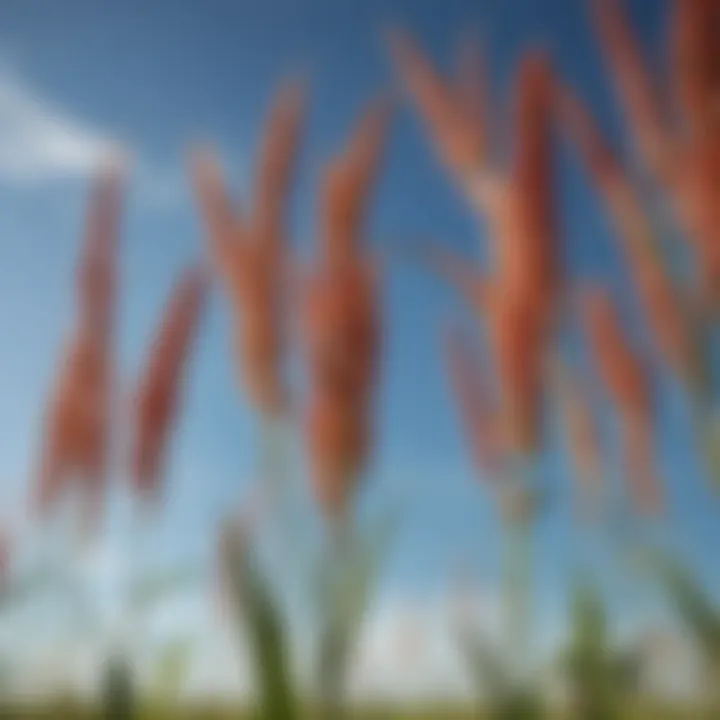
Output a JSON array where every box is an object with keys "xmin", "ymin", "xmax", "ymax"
[
  {"xmin": 0, "ymin": 65, "xmax": 179, "ymax": 206},
  {"xmin": 0, "ymin": 69, "xmax": 117, "ymax": 183}
]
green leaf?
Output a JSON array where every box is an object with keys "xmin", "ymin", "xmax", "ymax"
[
  {"xmin": 457, "ymin": 627, "xmax": 508, "ymax": 698},
  {"xmin": 560, "ymin": 581, "xmax": 624, "ymax": 720},
  {"xmin": 315, "ymin": 505, "xmax": 400, "ymax": 717},
  {"xmin": 222, "ymin": 522, "xmax": 297, "ymax": 720},
  {"xmin": 459, "ymin": 631, "xmax": 545, "ymax": 720},
  {"xmin": 646, "ymin": 550, "xmax": 720, "ymax": 664}
]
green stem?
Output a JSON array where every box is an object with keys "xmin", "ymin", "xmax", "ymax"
[
  {"xmin": 101, "ymin": 653, "xmax": 135, "ymax": 720},
  {"xmin": 317, "ymin": 513, "xmax": 353, "ymax": 720},
  {"xmin": 258, "ymin": 414, "xmax": 291, "ymax": 503},
  {"xmin": 502, "ymin": 507, "xmax": 532, "ymax": 686}
]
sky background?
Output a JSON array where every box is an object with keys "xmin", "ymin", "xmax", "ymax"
[{"xmin": 0, "ymin": 0, "xmax": 715, "ymax": 699}]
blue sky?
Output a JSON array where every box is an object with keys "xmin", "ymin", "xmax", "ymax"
[{"xmin": 0, "ymin": 0, "xmax": 716, "ymax": 697}]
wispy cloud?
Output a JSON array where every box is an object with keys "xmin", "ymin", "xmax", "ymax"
[
  {"xmin": 0, "ymin": 65, "xmax": 179, "ymax": 206},
  {"xmin": 0, "ymin": 69, "xmax": 117, "ymax": 183}
]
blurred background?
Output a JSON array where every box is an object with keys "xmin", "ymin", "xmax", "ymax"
[{"xmin": 0, "ymin": 0, "xmax": 717, "ymax": 716}]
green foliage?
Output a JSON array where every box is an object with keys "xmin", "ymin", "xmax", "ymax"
[
  {"xmin": 644, "ymin": 549, "xmax": 720, "ymax": 714},
  {"xmin": 315, "ymin": 508, "xmax": 399, "ymax": 718},
  {"xmin": 559, "ymin": 582, "xmax": 625, "ymax": 720},
  {"xmin": 459, "ymin": 632, "xmax": 544, "ymax": 719},
  {"xmin": 101, "ymin": 654, "xmax": 135, "ymax": 720},
  {"xmin": 221, "ymin": 521, "xmax": 297, "ymax": 720},
  {"xmin": 646, "ymin": 551, "xmax": 720, "ymax": 666}
]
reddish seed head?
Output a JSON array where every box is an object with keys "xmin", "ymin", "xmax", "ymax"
[
  {"xmin": 299, "ymin": 262, "xmax": 379, "ymax": 520},
  {"xmin": 580, "ymin": 287, "xmax": 663, "ymax": 515},
  {"xmin": 301, "ymin": 261, "xmax": 380, "ymax": 403},
  {"xmin": 131, "ymin": 265, "xmax": 208, "ymax": 498},
  {"xmin": 304, "ymin": 391, "xmax": 369, "ymax": 520},
  {"xmin": 673, "ymin": 142, "xmax": 720, "ymax": 305},
  {"xmin": 581, "ymin": 289, "xmax": 649, "ymax": 414},
  {"xmin": 670, "ymin": 0, "xmax": 719, "ymax": 140},
  {"xmin": 592, "ymin": 0, "xmax": 720, "ymax": 308},
  {"xmin": 77, "ymin": 161, "xmax": 124, "ymax": 339},
  {"xmin": 553, "ymin": 360, "xmax": 604, "ymax": 518},
  {"xmin": 299, "ymin": 98, "xmax": 389, "ymax": 520},
  {"xmin": 391, "ymin": 33, "xmax": 560, "ymax": 460},
  {"xmin": 34, "ymin": 164, "xmax": 123, "ymax": 522},
  {"xmin": 390, "ymin": 33, "xmax": 560, "ymax": 321},
  {"xmin": 444, "ymin": 327, "xmax": 505, "ymax": 480},
  {"xmin": 560, "ymin": 87, "xmax": 698, "ymax": 386},
  {"xmin": 495, "ymin": 52, "xmax": 559, "ymax": 322},
  {"xmin": 387, "ymin": 30, "xmax": 486, "ymax": 177},
  {"xmin": 190, "ymin": 81, "xmax": 305, "ymax": 417},
  {"xmin": 486, "ymin": 290, "xmax": 546, "ymax": 453},
  {"xmin": 623, "ymin": 418, "xmax": 664, "ymax": 515},
  {"xmin": 591, "ymin": 0, "xmax": 672, "ymax": 179},
  {"xmin": 318, "ymin": 96, "xmax": 391, "ymax": 267}
]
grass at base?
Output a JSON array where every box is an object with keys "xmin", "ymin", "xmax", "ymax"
[{"xmin": 0, "ymin": 701, "xmax": 700, "ymax": 719}]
